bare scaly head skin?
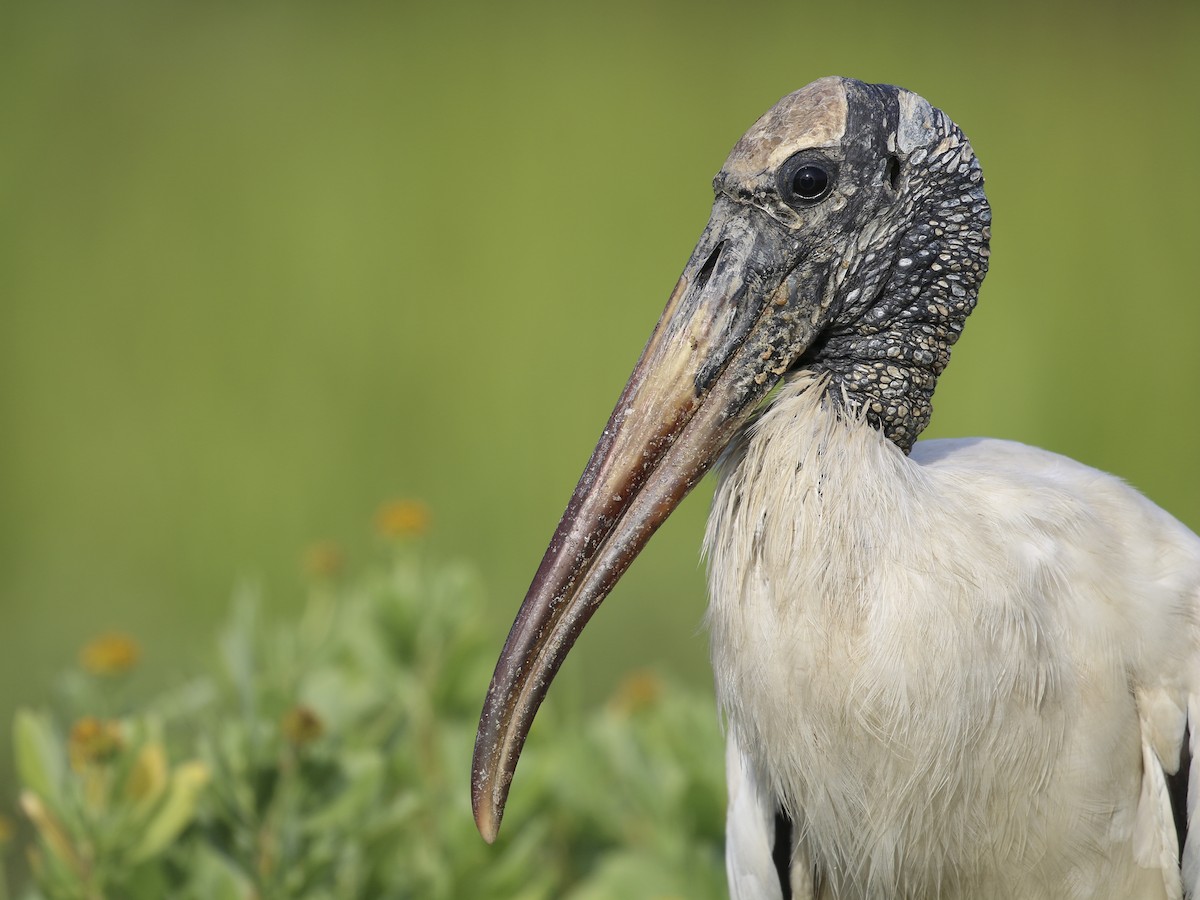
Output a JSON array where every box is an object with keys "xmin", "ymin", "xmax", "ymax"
[
  {"xmin": 472, "ymin": 76, "xmax": 990, "ymax": 841},
  {"xmin": 722, "ymin": 77, "xmax": 849, "ymax": 179}
]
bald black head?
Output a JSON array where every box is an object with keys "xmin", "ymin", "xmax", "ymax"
[{"xmin": 716, "ymin": 76, "xmax": 991, "ymax": 449}]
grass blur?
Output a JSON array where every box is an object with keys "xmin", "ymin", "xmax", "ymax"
[
  {"xmin": 11, "ymin": 546, "xmax": 726, "ymax": 898},
  {"xmin": 1, "ymin": 0, "xmax": 1197, "ymax": 833}
]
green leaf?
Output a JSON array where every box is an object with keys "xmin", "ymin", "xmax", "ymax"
[
  {"xmin": 13, "ymin": 710, "xmax": 64, "ymax": 804},
  {"xmin": 180, "ymin": 845, "xmax": 254, "ymax": 900},
  {"xmin": 128, "ymin": 761, "xmax": 210, "ymax": 863},
  {"xmin": 300, "ymin": 750, "xmax": 384, "ymax": 833}
]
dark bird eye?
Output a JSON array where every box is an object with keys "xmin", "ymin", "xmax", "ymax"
[{"xmin": 790, "ymin": 164, "xmax": 830, "ymax": 202}]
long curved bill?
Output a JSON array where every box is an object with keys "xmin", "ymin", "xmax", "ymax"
[{"xmin": 472, "ymin": 196, "xmax": 821, "ymax": 842}]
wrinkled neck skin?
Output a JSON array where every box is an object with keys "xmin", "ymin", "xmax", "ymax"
[{"xmin": 804, "ymin": 112, "xmax": 991, "ymax": 452}]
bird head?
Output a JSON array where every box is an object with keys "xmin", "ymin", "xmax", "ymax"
[{"xmin": 472, "ymin": 76, "xmax": 991, "ymax": 842}]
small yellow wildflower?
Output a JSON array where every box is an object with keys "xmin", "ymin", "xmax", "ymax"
[
  {"xmin": 67, "ymin": 717, "xmax": 124, "ymax": 770},
  {"xmin": 608, "ymin": 670, "xmax": 663, "ymax": 714},
  {"xmin": 302, "ymin": 540, "xmax": 345, "ymax": 579},
  {"xmin": 79, "ymin": 632, "xmax": 140, "ymax": 675},
  {"xmin": 374, "ymin": 499, "xmax": 431, "ymax": 538},
  {"xmin": 281, "ymin": 705, "xmax": 324, "ymax": 746}
]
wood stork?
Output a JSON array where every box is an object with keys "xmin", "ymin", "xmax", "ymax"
[{"xmin": 471, "ymin": 76, "xmax": 1200, "ymax": 899}]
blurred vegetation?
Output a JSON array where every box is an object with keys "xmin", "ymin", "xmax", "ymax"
[
  {"xmin": 1, "ymin": 0, "xmax": 1197, "ymax": 829},
  {"xmin": 8, "ymin": 539, "xmax": 726, "ymax": 898}
]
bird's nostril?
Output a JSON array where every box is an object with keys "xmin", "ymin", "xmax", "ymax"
[{"xmin": 696, "ymin": 240, "xmax": 726, "ymax": 290}]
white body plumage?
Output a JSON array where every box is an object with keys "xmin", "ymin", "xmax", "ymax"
[{"xmin": 708, "ymin": 374, "xmax": 1200, "ymax": 899}]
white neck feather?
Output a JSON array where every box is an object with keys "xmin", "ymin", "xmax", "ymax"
[
  {"xmin": 701, "ymin": 372, "xmax": 1095, "ymax": 896},
  {"xmin": 705, "ymin": 370, "xmax": 921, "ymax": 633}
]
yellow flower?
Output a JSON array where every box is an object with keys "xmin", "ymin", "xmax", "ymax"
[
  {"xmin": 67, "ymin": 716, "xmax": 124, "ymax": 770},
  {"xmin": 281, "ymin": 705, "xmax": 324, "ymax": 746},
  {"xmin": 79, "ymin": 632, "xmax": 140, "ymax": 675},
  {"xmin": 374, "ymin": 499, "xmax": 431, "ymax": 538},
  {"xmin": 608, "ymin": 670, "xmax": 663, "ymax": 714},
  {"xmin": 302, "ymin": 540, "xmax": 345, "ymax": 579}
]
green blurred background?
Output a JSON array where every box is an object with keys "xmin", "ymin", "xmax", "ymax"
[{"xmin": 1, "ymin": 0, "xmax": 1197, "ymax": 809}]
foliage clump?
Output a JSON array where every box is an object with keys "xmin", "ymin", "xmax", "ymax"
[{"xmin": 8, "ymin": 538, "xmax": 727, "ymax": 899}]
